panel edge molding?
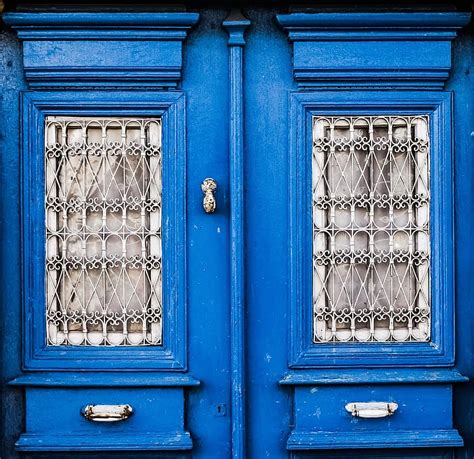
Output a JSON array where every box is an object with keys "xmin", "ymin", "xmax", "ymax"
[
  {"xmin": 223, "ymin": 10, "xmax": 251, "ymax": 459},
  {"xmin": 279, "ymin": 368, "xmax": 468, "ymax": 385},
  {"xmin": 286, "ymin": 430, "xmax": 464, "ymax": 450}
]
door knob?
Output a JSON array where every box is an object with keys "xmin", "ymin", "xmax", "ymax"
[{"xmin": 201, "ymin": 178, "xmax": 217, "ymax": 213}]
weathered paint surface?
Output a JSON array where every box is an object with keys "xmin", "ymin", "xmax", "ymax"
[{"xmin": 0, "ymin": 6, "xmax": 473, "ymax": 459}]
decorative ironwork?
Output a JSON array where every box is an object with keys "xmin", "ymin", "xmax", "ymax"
[
  {"xmin": 45, "ymin": 117, "xmax": 162, "ymax": 346},
  {"xmin": 312, "ymin": 115, "xmax": 430, "ymax": 343}
]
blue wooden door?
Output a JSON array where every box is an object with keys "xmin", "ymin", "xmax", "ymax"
[
  {"xmin": 1, "ymin": 10, "xmax": 235, "ymax": 459},
  {"xmin": 242, "ymin": 9, "xmax": 473, "ymax": 459},
  {"xmin": 1, "ymin": 7, "xmax": 474, "ymax": 459}
]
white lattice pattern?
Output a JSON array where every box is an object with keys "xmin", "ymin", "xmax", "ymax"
[
  {"xmin": 312, "ymin": 116, "xmax": 430, "ymax": 343},
  {"xmin": 45, "ymin": 117, "xmax": 162, "ymax": 346}
]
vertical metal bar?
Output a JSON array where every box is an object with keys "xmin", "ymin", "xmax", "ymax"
[
  {"xmin": 223, "ymin": 10, "xmax": 250, "ymax": 459},
  {"xmin": 312, "ymin": 118, "xmax": 327, "ymax": 341},
  {"xmin": 45, "ymin": 118, "xmax": 59, "ymax": 344}
]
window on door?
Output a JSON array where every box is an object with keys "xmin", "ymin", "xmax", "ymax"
[
  {"xmin": 45, "ymin": 117, "xmax": 163, "ymax": 346},
  {"xmin": 312, "ymin": 115, "xmax": 430, "ymax": 343}
]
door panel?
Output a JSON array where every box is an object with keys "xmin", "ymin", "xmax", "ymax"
[
  {"xmin": 244, "ymin": 8, "xmax": 470, "ymax": 459},
  {"xmin": 3, "ymin": 10, "xmax": 233, "ymax": 458},
  {"xmin": 183, "ymin": 10, "xmax": 232, "ymax": 457},
  {"xmin": 245, "ymin": 9, "xmax": 294, "ymax": 458}
]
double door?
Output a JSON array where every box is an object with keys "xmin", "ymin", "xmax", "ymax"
[{"xmin": 2, "ymin": 7, "xmax": 472, "ymax": 459}]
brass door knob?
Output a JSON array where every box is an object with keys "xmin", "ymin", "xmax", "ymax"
[{"xmin": 201, "ymin": 178, "xmax": 217, "ymax": 213}]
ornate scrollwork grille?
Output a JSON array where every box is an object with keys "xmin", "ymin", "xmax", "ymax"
[
  {"xmin": 45, "ymin": 117, "xmax": 162, "ymax": 346},
  {"xmin": 312, "ymin": 115, "xmax": 430, "ymax": 343}
]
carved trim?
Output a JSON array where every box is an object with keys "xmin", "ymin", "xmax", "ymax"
[
  {"xmin": 3, "ymin": 13, "xmax": 199, "ymax": 88},
  {"xmin": 223, "ymin": 10, "xmax": 250, "ymax": 459},
  {"xmin": 277, "ymin": 12, "xmax": 471, "ymax": 89}
]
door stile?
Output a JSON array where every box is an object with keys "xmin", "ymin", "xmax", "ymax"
[{"xmin": 223, "ymin": 11, "xmax": 251, "ymax": 459}]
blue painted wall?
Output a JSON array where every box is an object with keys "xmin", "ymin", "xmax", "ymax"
[
  {"xmin": 448, "ymin": 18, "xmax": 474, "ymax": 459},
  {"xmin": 1, "ymin": 6, "xmax": 473, "ymax": 459},
  {"xmin": 1, "ymin": 27, "xmax": 27, "ymax": 459}
]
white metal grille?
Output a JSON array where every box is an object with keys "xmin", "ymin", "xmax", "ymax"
[
  {"xmin": 312, "ymin": 115, "xmax": 430, "ymax": 343},
  {"xmin": 45, "ymin": 117, "xmax": 162, "ymax": 346}
]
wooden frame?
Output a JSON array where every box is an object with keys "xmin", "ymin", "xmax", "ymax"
[
  {"xmin": 288, "ymin": 91, "xmax": 455, "ymax": 368},
  {"xmin": 21, "ymin": 91, "xmax": 187, "ymax": 370}
]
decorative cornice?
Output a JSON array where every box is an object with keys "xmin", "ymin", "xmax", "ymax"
[
  {"xmin": 3, "ymin": 12, "xmax": 199, "ymax": 88},
  {"xmin": 3, "ymin": 12, "xmax": 199, "ymax": 26},
  {"xmin": 277, "ymin": 12, "xmax": 471, "ymax": 89},
  {"xmin": 3, "ymin": 12, "xmax": 199, "ymax": 40},
  {"xmin": 277, "ymin": 12, "xmax": 471, "ymax": 35}
]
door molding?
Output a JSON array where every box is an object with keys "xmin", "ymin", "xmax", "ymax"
[
  {"xmin": 223, "ymin": 11, "xmax": 250, "ymax": 459},
  {"xmin": 3, "ymin": 12, "xmax": 199, "ymax": 89},
  {"xmin": 276, "ymin": 12, "xmax": 470, "ymax": 89}
]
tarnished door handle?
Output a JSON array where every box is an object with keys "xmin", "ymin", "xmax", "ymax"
[
  {"xmin": 345, "ymin": 402, "xmax": 398, "ymax": 418},
  {"xmin": 201, "ymin": 178, "xmax": 217, "ymax": 213},
  {"xmin": 81, "ymin": 404, "xmax": 133, "ymax": 422}
]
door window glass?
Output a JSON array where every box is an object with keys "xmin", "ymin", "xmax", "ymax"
[
  {"xmin": 312, "ymin": 115, "xmax": 430, "ymax": 343},
  {"xmin": 45, "ymin": 117, "xmax": 162, "ymax": 346}
]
